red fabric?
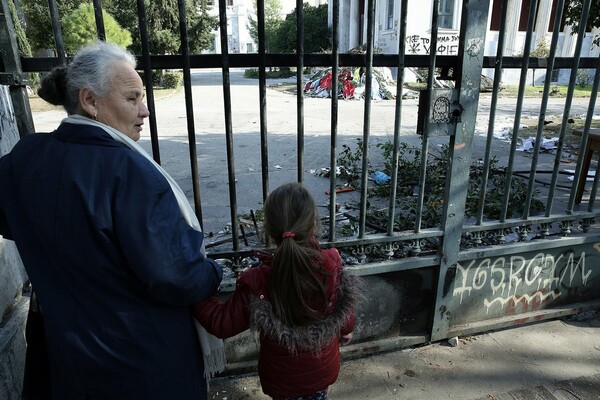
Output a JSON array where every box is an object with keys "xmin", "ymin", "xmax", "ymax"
[
  {"xmin": 318, "ymin": 73, "xmax": 333, "ymax": 90},
  {"xmin": 194, "ymin": 248, "xmax": 354, "ymax": 398},
  {"xmin": 342, "ymin": 80, "xmax": 355, "ymax": 99}
]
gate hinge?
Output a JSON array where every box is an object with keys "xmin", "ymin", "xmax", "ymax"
[{"xmin": 0, "ymin": 72, "xmax": 29, "ymax": 86}]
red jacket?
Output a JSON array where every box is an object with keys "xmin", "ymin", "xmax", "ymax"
[{"xmin": 193, "ymin": 248, "xmax": 362, "ymax": 398}]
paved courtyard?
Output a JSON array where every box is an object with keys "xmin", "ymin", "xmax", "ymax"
[{"xmin": 31, "ymin": 68, "xmax": 596, "ymax": 237}]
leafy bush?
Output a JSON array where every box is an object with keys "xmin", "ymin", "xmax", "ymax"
[
  {"xmin": 244, "ymin": 68, "xmax": 296, "ymax": 79},
  {"xmin": 576, "ymin": 69, "xmax": 591, "ymax": 88},
  {"xmin": 162, "ymin": 71, "xmax": 183, "ymax": 89},
  {"xmin": 330, "ymin": 140, "xmax": 544, "ymax": 232}
]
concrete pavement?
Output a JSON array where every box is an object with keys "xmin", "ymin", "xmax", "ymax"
[{"xmin": 207, "ymin": 311, "xmax": 600, "ymax": 400}]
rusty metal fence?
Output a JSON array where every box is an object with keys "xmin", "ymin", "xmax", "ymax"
[{"xmin": 1, "ymin": 0, "xmax": 599, "ymax": 369}]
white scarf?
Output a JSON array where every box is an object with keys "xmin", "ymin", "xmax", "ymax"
[{"xmin": 64, "ymin": 115, "xmax": 226, "ymax": 381}]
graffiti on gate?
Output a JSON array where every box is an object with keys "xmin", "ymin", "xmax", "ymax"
[
  {"xmin": 453, "ymin": 252, "xmax": 593, "ymax": 313},
  {"xmin": 406, "ymin": 34, "xmax": 460, "ymax": 55}
]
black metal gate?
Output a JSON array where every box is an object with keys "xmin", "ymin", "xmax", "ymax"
[{"xmin": 1, "ymin": 0, "xmax": 599, "ymax": 370}]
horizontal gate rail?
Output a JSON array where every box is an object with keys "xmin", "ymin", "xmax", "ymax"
[{"xmin": 18, "ymin": 55, "xmax": 600, "ymax": 72}]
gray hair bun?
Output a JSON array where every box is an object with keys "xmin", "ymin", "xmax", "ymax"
[{"xmin": 37, "ymin": 66, "xmax": 68, "ymax": 106}]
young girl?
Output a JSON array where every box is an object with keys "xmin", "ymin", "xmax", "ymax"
[{"xmin": 194, "ymin": 182, "xmax": 363, "ymax": 399}]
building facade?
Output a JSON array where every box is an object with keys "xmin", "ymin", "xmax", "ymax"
[
  {"xmin": 331, "ymin": 0, "xmax": 599, "ymax": 84},
  {"xmin": 206, "ymin": 0, "xmax": 327, "ymax": 54}
]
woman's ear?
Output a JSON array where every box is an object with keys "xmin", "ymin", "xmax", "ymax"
[{"xmin": 79, "ymin": 87, "xmax": 97, "ymax": 119}]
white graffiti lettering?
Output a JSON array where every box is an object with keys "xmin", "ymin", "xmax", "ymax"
[
  {"xmin": 406, "ymin": 34, "xmax": 461, "ymax": 55},
  {"xmin": 453, "ymin": 252, "xmax": 591, "ymax": 312},
  {"xmin": 483, "ymin": 290, "xmax": 561, "ymax": 311}
]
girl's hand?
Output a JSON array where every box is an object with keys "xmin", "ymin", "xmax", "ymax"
[{"xmin": 340, "ymin": 333, "xmax": 353, "ymax": 346}]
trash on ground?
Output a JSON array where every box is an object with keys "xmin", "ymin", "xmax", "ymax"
[
  {"xmin": 325, "ymin": 184, "xmax": 355, "ymax": 195},
  {"xmin": 373, "ymin": 170, "xmax": 391, "ymax": 185},
  {"xmin": 517, "ymin": 137, "xmax": 558, "ymax": 152},
  {"xmin": 564, "ymin": 168, "xmax": 596, "ymax": 181}
]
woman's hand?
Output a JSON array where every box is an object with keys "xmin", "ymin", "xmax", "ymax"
[{"xmin": 340, "ymin": 333, "xmax": 353, "ymax": 346}]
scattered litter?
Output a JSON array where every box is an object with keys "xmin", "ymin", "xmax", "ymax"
[
  {"xmin": 448, "ymin": 336, "xmax": 459, "ymax": 347},
  {"xmin": 325, "ymin": 184, "xmax": 355, "ymax": 195},
  {"xmin": 373, "ymin": 170, "xmax": 391, "ymax": 185},
  {"xmin": 274, "ymin": 164, "xmax": 282, "ymax": 170},
  {"xmin": 564, "ymin": 169, "xmax": 596, "ymax": 181},
  {"xmin": 318, "ymin": 166, "xmax": 349, "ymax": 178},
  {"xmin": 493, "ymin": 128, "xmax": 512, "ymax": 141},
  {"xmin": 342, "ymin": 255, "xmax": 361, "ymax": 265},
  {"xmin": 517, "ymin": 137, "xmax": 558, "ymax": 152}
]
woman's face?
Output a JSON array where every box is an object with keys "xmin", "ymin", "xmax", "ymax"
[{"xmin": 96, "ymin": 61, "xmax": 149, "ymax": 141}]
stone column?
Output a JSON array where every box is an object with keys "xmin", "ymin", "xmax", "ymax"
[
  {"xmin": 534, "ymin": 0, "xmax": 552, "ymax": 49},
  {"xmin": 504, "ymin": 0, "xmax": 522, "ymax": 55},
  {"xmin": 349, "ymin": 0, "xmax": 360, "ymax": 49}
]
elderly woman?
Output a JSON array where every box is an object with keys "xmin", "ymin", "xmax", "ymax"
[{"xmin": 0, "ymin": 41, "xmax": 222, "ymax": 399}]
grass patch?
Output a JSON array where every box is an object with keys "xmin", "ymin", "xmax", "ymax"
[
  {"xmin": 499, "ymin": 84, "xmax": 595, "ymax": 98},
  {"xmin": 405, "ymin": 82, "xmax": 596, "ymax": 98}
]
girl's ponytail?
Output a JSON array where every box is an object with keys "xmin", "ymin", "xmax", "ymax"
[{"xmin": 264, "ymin": 183, "xmax": 328, "ymax": 326}]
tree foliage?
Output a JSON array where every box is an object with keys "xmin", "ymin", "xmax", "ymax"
[
  {"xmin": 563, "ymin": 1, "xmax": 600, "ymax": 47},
  {"xmin": 62, "ymin": 3, "xmax": 132, "ymax": 55},
  {"xmin": 103, "ymin": 0, "xmax": 218, "ymax": 55},
  {"xmin": 247, "ymin": 0, "xmax": 282, "ymax": 53},
  {"xmin": 7, "ymin": 0, "xmax": 32, "ymax": 56},
  {"xmin": 20, "ymin": 0, "xmax": 83, "ymax": 51},
  {"xmin": 275, "ymin": 3, "xmax": 330, "ymax": 53},
  {"xmin": 19, "ymin": 0, "xmax": 217, "ymax": 55}
]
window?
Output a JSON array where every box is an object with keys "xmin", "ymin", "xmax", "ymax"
[
  {"xmin": 439, "ymin": 0, "xmax": 455, "ymax": 29},
  {"xmin": 387, "ymin": 0, "xmax": 394, "ymax": 30}
]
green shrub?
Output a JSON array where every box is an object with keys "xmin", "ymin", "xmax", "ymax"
[
  {"xmin": 576, "ymin": 69, "xmax": 591, "ymax": 88},
  {"xmin": 244, "ymin": 68, "xmax": 296, "ymax": 79},
  {"xmin": 162, "ymin": 71, "xmax": 183, "ymax": 89}
]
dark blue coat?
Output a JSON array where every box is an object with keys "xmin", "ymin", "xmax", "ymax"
[{"xmin": 0, "ymin": 122, "xmax": 222, "ymax": 399}]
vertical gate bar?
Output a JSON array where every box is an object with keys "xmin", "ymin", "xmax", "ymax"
[
  {"xmin": 0, "ymin": 0, "xmax": 34, "ymax": 136},
  {"xmin": 136, "ymin": 0, "xmax": 160, "ymax": 164},
  {"xmin": 357, "ymin": 0, "xmax": 375, "ymax": 239},
  {"xmin": 476, "ymin": 0, "xmax": 509, "ymax": 225},
  {"xmin": 499, "ymin": 0, "xmax": 538, "ymax": 222},
  {"xmin": 328, "ymin": 0, "xmax": 339, "ymax": 241},
  {"xmin": 430, "ymin": 0, "xmax": 491, "ymax": 343},
  {"xmin": 415, "ymin": 0, "xmax": 440, "ymax": 232},
  {"xmin": 257, "ymin": 0, "xmax": 269, "ymax": 207},
  {"xmin": 548, "ymin": 0, "xmax": 591, "ymax": 214},
  {"xmin": 588, "ymin": 160, "xmax": 600, "ymax": 212},
  {"xmin": 92, "ymin": 0, "xmax": 106, "ymax": 41},
  {"xmin": 47, "ymin": 0, "xmax": 66, "ymax": 63},
  {"xmin": 177, "ymin": 0, "xmax": 204, "ymax": 227},
  {"xmin": 296, "ymin": 0, "xmax": 305, "ymax": 183},
  {"xmin": 571, "ymin": 52, "xmax": 600, "ymax": 210},
  {"xmin": 218, "ymin": 0, "xmax": 239, "ymax": 250},
  {"xmin": 522, "ymin": 0, "xmax": 565, "ymax": 219},
  {"xmin": 386, "ymin": 0, "xmax": 408, "ymax": 236}
]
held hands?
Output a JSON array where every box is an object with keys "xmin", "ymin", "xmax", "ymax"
[{"xmin": 340, "ymin": 333, "xmax": 353, "ymax": 346}]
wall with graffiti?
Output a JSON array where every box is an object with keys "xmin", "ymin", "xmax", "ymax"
[{"xmin": 449, "ymin": 244, "xmax": 600, "ymax": 326}]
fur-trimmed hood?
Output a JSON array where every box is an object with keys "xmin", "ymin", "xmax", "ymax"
[{"xmin": 249, "ymin": 269, "xmax": 364, "ymax": 354}]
